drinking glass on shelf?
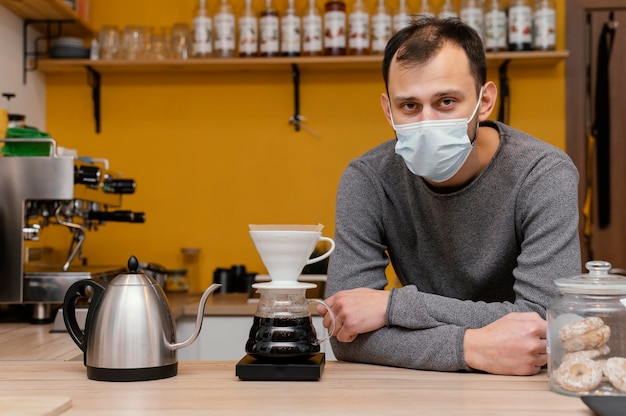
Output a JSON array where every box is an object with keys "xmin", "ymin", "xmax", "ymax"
[
  {"xmin": 147, "ymin": 26, "xmax": 170, "ymax": 60},
  {"xmin": 122, "ymin": 25, "xmax": 147, "ymax": 60},
  {"xmin": 99, "ymin": 25, "xmax": 121, "ymax": 60},
  {"xmin": 170, "ymin": 23, "xmax": 191, "ymax": 60}
]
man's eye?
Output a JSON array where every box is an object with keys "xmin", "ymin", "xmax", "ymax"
[
  {"xmin": 440, "ymin": 98, "xmax": 455, "ymax": 107},
  {"xmin": 402, "ymin": 103, "xmax": 419, "ymax": 111}
]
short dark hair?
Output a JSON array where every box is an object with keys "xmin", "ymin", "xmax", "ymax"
[{"xmin": 382, "ymin": 16, "xmax": 487, "ymax": 94}]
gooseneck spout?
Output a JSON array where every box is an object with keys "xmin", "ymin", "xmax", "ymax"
[{"xmin": 170, "ymin": 283, "xmax": 221, "ymax": 351}]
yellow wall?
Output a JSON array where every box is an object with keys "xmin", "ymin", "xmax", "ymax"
[{"xmin": 43, "ymin": 0, "xmax": 567, "ymax": 291}]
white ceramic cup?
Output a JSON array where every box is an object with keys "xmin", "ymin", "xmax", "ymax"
[{"xmin": 249, "ymin": 230, "xmax": 335, "ymax": 284}]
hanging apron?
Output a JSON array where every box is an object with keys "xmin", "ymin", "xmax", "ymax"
[{"xmin": 591, "ymin": 17, "xmax": 616, "ymax": 229}]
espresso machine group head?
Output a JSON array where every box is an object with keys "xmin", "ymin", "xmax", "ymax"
[{"xmin": 0, "ymin": 138, "xmax": 145, "ymax": 322}]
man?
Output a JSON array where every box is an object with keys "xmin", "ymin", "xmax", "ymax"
[{"xmin": 319, "ymin": 17, "xmax": 581, "ymax": 375}]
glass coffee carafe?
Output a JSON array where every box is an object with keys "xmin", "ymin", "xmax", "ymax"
[
  {"xmin": 245, "ymin": 287, "xmax": 335, "ymax": 358},
  {"xmin": 245, "ymin": 224, "xmax": 336, "ymax": 360}
]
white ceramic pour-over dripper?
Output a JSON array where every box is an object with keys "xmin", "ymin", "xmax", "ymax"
[{"xmin": 249, "ymin": 229, "xmax": 335, "ymax": 286}]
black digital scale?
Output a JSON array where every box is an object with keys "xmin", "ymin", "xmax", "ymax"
[{"xmin": 236, "ymin": 353, "xmax": 325, "ymax": 381}]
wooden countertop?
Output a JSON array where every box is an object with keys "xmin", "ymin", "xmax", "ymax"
[
  {"xmin": 0, "ymin": 322, "xmax": 81, "ymax": 361},
  {"xmin": 0, "ymin": 294, "xmax": 593, "ymax": 415},
  {"xmin": 0, "ymin": 360, "xmax": 591, "ymax": 415}
]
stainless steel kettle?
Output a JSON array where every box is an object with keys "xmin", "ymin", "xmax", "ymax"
[{"xmin": 63, "ymin": 255, "xmax": 220, "ymax": 381}]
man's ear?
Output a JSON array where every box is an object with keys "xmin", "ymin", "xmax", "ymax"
[
  {"xmin": 479, "ymin": 81, "xmax": 498, "ymax": 121},
  {"xmin": 381, "ymin": 92, "xmax": 393, "ymax": 126}
]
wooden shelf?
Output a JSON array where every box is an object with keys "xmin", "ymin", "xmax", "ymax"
[
  {"xmin": 37, "ymin": 50, "xmax": 569, "ymax": 75},
  {"xmin": 485, "ymin": 50, "xmax": 569, "ymax": 67},
  {"xmin": 0, "ymin": 0, "xmax": 94, "ymax": 37},
  {"xmin": 34, "ymin": 50, "xmax": 569, "ymax": 135}
]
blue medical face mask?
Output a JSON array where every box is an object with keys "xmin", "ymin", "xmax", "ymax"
[{"xmin": 390, "ymin": 88, "xmax": 483, "ymax": 183}]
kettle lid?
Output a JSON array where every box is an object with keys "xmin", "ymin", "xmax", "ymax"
[{"xmin": 110, "ymin": 255, "xmax": 158, "ymax": 286}]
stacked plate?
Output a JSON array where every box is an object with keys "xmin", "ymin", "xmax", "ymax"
[{"xmin": 49, "ymin": 37, "xmax": 90, "ymax": 59}]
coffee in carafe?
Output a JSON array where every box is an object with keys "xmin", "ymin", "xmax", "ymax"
[
  {"xmin": 245, "ymin": 287, "xmax": 329, "ymax": 359},
  {"xmin": 246, "ymin": 315, "xmax": 320, "ymax": 358}
]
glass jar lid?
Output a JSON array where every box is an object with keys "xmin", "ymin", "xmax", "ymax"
[{"xmin": 554, "ymin": 260, "xmax": 626, "ymax": 295}]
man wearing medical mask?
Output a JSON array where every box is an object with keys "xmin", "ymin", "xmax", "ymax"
[{"xmin": 319, "ymin": 16, "xmax": 581, "ymax": 375}]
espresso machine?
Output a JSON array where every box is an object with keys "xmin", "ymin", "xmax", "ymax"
[{"xmin": 0, "ymin": 138, "xmax": 144, "ymax": 323}]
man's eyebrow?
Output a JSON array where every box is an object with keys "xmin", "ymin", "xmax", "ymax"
[
  {"xmin": 433, "ymin": 89, "xmax": 465, "ymax": 97},
  {"xmin": 392, "ymin": 89, "xmax": 465, "ymax": 101}
]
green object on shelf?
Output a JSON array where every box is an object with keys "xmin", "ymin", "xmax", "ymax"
[{"xmin": 2, "ymin": 128, "xmax": 52, "ymax": 156}]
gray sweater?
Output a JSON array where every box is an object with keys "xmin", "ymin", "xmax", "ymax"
[{"xmin": 326, "ymin": 121, "xmax": 581, "ymax": 371}]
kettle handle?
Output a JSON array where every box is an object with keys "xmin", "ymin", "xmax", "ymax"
[{"xmin": 63, "ymin": 279, "xmax": 107, "ymax": 352}]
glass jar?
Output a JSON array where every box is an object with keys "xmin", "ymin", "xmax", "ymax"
[
  {"xmin": 165, "ymin": 269, "xmax": 189, "ymax": 293},
  {"xmin": 547, "ymin": 261, "xmax": 626, "ymax": 397}
]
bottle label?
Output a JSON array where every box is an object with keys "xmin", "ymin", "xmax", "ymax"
[
  {"xmin": 460, "ymin": 7, "xmax": 483, "ymax": 39},
  {"xmin": 302, "ymin": 14, "xmax": 323, "ymax": 53},
  {"xmin": 324, "ymin": 10, "xmax": 346, "ymax": 49},
  {"xmin": 214, "ymin": 13, "xmax": 236, "ymax": 52},
  {"xmin": 260, "ymin": 14, "xmax": 280, "ymax": 54},
  {"xmin": 371, "ymin": 12, "xmax": 391, "ymax": 53},
  {"xmin": 509, "ymin": 5, "xmax": 532, "ymax": 45},
  {"xmin": 193, "ymin": 16, "xmax": 213, "ymax": 55},
  {"xmin": 484, "ymin": 9, "xmax": 506, "ymax": 50},
  {"xmin": 239, "ymin": 15, "xmax": 258, "ymax": 55},
  {"xmin": 281, "ymin": 14, "xmax": 301, "ymax": 54},
  {"xmin": 534, "ymin": 8, "xmax": 556, "ymax": 49},
  {"xmin": 349, "ymin": 11, "xmax": 370, "ymax": 50}
]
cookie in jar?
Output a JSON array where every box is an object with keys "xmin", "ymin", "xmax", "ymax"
[{"xmin": 547, "ymin": 261, "xmax": 626, "ymax": 397}]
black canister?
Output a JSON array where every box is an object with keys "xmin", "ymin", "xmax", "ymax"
[{"xmin": 213, "ymin": 268, "xmax": 236, "ymax": 293}]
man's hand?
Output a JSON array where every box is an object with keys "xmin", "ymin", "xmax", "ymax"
[
  {"xmin": 318, "ymin": 288, "xmax": 390, "ymax": 343},
  {"xmin": 463, "ymin": 312, "xmax": 547, "ymax": 375}
]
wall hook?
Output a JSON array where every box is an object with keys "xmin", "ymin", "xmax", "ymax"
[{"xmin": 608, "ymin": 11, "xmax": 619, "ymax": 30}]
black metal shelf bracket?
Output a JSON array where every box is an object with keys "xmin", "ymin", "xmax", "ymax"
[
  {"xmin": 86, "ymin": 66, "xmax": 101, "ymax": 133},
  {"xmin": 23, "ymin": 19, "xmax": 74, "ymax": 85},
  {"xmin": 289, "ymin": 63, "xmax": 301, "ymax": 132},
  {"xmin": 497, "ymin": 59, "xmax": 511, "ymax": 124}
]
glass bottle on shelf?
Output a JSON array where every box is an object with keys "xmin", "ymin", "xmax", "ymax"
[
  {"xmin": 418, "ymin": 0, "xmax": 434, "ymax": 17},
  {"xmin": 260, "ymin": 0, "xmax": 280, "ymax": 57},
  {"xmin": 460, "ymin": 0, "xmax": 484, "ymax": 40},
  {"xmin": 302, "ymin": 0, "xmax": 323, "ymax": 56},
  {"xmin": 393, "ymin": 0, "xmax": 411, "ymax": 34},
  {"xmin": 533, "ymin": 0, "xmax": 556, "ymax": 50},
  {"xmin": 281, "ymin": 0, "xmax": 302, "ymax": 56},
  {"xmin": 213, "ymin": 0, "xmax": 236, "ymax": 57},
  {"xmin": 324, "ymin": 0, "xmax": 347, "ymax": 56},
  {"xmin": 371, "ymin": 0, "xmax": 391, "ymax": 55},
  {"xmin": 238, "ymin": 0, "xmax": 258, "ymax": 57},
  {"xmin": 484, "ymin": 0, "xmax": 507, "ymax": 51},
  {"xmin": 438, "ymin": 0, "xmax": 458, "ymax": 19},
  {"xmin": 508, "ymin": 0, "xmax": 533, "ymax": 51},
  {"xmin": 192, "ymin": 0, "xmax": 213, "ymax": 58},
  {"xmin": 348, "ymin": 0, "xmax": 370, "ymax": 55}
]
